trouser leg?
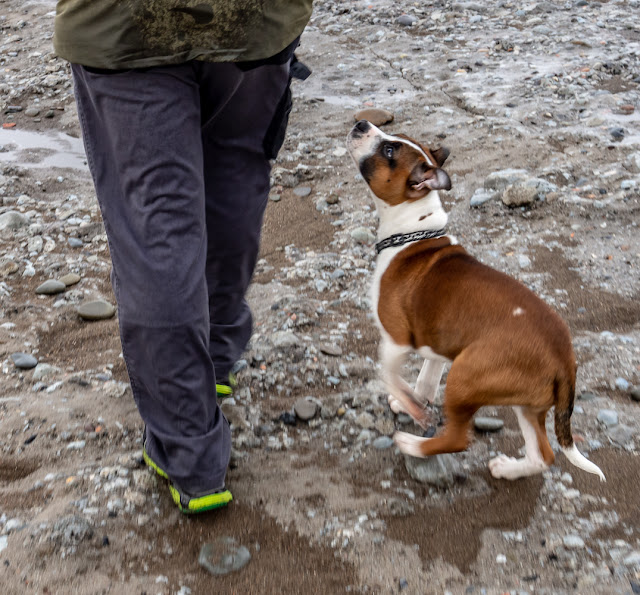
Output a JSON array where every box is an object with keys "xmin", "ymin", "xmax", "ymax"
[
  {"xmin": 71, "ymin": 63, "xmax": 233, "ymax": 494},
  {"xmin": 199, "ymin": 59, "xmax": 293, "ymax": 380}
]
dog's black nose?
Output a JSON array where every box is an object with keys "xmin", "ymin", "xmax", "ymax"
[{"xmin": 354, "ymin": 120, "xmax": 370, "ymax": 133}]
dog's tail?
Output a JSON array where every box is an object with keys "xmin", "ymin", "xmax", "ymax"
[{"xmin": 554, "ymin": 374, "xmax": 606, "ymax": 482}]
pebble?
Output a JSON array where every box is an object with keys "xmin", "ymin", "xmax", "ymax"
[
  {"xmin": 59, "ymin": 273, "xmax": 81, "ymax": 287},
  {"xmin": 623, "ymin": 551, "xmax": 640, "ymax": 568},
  {"xmin": 66, "ymin": 440, "xmax": 86, "ymax": 450},
  {"xmin": 199, "ymin": 537, "xmax": 251, "ymax": 575},
  {"xmin": 293, "ymin": 397, "xmax": 318, "ymax": 421},
  {"xmin": 50, "ymin": 516, "xmax": 94, "ymax": 546},
  {"xmin": 404, "ymin": 452, "xmax": 461, "ymax": 487},
  {"xmin": 608, "ymin": 127, "xmax": 624, "ymax": 141},
  {"xmin": 0, "ymin": 535, "xmax": 7, "ymax": 553},
  {"xmin": 68, "ymin": 237, "xmax": 84, "ymax": 248},
  {"xmin": 579, "ymin": 391, "xmax": 598, "ymax": 401},
  {"xmin": 630, "ymin": 388, "xmax": 640, "ymax": 402},
  {"xmin": 484, "ymin": 169, "xmax": 529, "ymax": 192},
  {"xmin": 474, "ymin": 417, "xmax": 504, "ymax": 432},
  {"xmin": 32, "ymin": 363, "xmax": 61, "ymax": 381},
  {"xmin": 35, "ymin": 279, "xmax": 66, "ymax": 295},
  {"xmin": 502, "ymin": 183, "xmax": 539, "ymax": 207},
  {"xmin": 607, "ymin": 424, "xmax": 634, "ymax": 447},
  {"xmin": 470, "ymin": 188, "xmax": 496, "ymax": 207},
  {"xmin": 293, "ymin": 186, "xmax": 312, "ymax": 197},
  {"xmin": 77, "ymin": 300, "xmax": 116, "ymax": 321},
  {"xmin": 563, "ymin": 534, "xmax": 585, "ymax": 549},
  {"xmin": 353, "ymin": 108, "xmax": 394, "ymax": 127},
  {"xmin": 320, "ymin": 343, "xmax": 342, "ymax": 356},
  {"xmin": 4, "ymin": 518, "xmax": 26, "ymax": 533},
  {"xmin": 350, "ymin": 227, "xmax": 376, "ymax": 245},
  {"xmin": 11, "ymin": 352, "xmax": 38, "ymax": 369},
  {"xmin": 372, "ymin": 436, "xmax": 394, "ymax": 450},
  {"xmin": 396, "ymin": 14, "xmax": 417, "ymax": 26},
  {"xmin": 597, "ymin": 409, "xmax": 618, "ymax": 427},
  {"xmin": 0, "ymin": 211, "xmax": 30, "ymax": 231},
  {"xmin": 615, "ymin": 377, "xmax": 630, "ymax": 391}
]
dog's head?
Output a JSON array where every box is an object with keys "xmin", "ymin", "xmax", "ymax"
[{"xmin": 346, "ymin": 120, "xmax": 451, "ymax": 205}]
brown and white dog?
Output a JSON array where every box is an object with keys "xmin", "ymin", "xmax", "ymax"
[{"xmin": 346, "ymin": 120, "xmax": 605, "ymax": 482}]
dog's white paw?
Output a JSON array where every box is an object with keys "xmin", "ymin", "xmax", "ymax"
[
  {"xmin": 393, "ymin": 431, "xmax": 427, "ymax": 457},
  {"xmin": 388, "ymin": 395, "xmax": 409, "ymax": 415},
  {"xmin": 488, "ymin": 454, "xmax": 519, "ymax": 479}
]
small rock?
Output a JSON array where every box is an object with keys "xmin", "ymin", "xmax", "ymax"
[
  {"xmin": 59, "ymin": 273, "xmax": 81, "ymax": 287},
  {"xmin": 293, "ymin": 397, "xmax": 318, "ymax": 421},
  {"xmin": 615, "ymin": 377, "xmax": 631, "ymax": 391},
  {"xmin": 630, "ymin": 388, "xmax": 640, "ymax": 402},
  {"xmin": 404, "ymin": 452, "xmax": 460, "ymax": 487},
  {"xmin": 4, "ymin": 518, "xmax": 26, "ymax": 533},
  {"xmin": 320, "ymin": 343, "xmax": 342, "ymax": 356},
  {"xmin": 25, "ymin": 107, "xmax": 40, "ymax": 117},
  {"xmin": 623, "ymin": 551, "xmax": 640, "ymax": 568},
  {"xmin": 621, "ymin": 180, "xmax": 637, "ymax": 191},
  {"xmin": 350, "ymin": 227, "xmax": 376, "ymax": 245},
  {"xmin": 563, "ymin": 534, "xmax": 585, "ymax": 549},
  {"xmin": 578, "ymin": 391, "xmax": 598, "ymax": 401},
  {"xmin": 597, "ymin": 409, "xmax": 618, "ymax": 427},
  {"xmin": 35, "ymin": 280, "xmax": 66, "ymax": 295},
  {"xmin": 373, "ymin": 436, "xmax": 394, "ymax": 450},
  {"xmin": 484, "ymin": 169, "xmax": 528, "ymax": 191},
  {"xmin": 199, "ymin": 537, "xmax": 251, "ymax": 575},
  {"xmin": 396, "ymin": 14, "xmax": 417, "ymax": 26},
  {"xmin": 271, "ymin": 331, "xmax": 299, "ymax": 349},
  {"xmin": 77, "ymin": 300, "xmax": 116, "ymax": 321},
  {"xmin": 32, "ymin": 363, "xmax": 61, "ymax": 381},
  {"xmin": 502, "ymin": 183, "xmax": 539, "ymax": 207},
  {"xmin": 293, "ymin": 186, "xmax": 312, "ymax": 197},
  {"xmin": 0, "ymin": 535, "xmax": 7, "ymax": 553},
  {"xmin": 0, "ymin": 211, "xmax": 29, "ymax": 231},
  {"xmin": 68, "ymin": 237, "xmax": 84, "ymax": 248},
  {"xmin": 66, "ymin": 440, "xmax": 86, "ymax": 450},
  {"xmin": 11, "ymin": 352, "xmax": 38, "ymax": 369},
  {"xmin": 50, "ymin": 515, "xmax": 94, "ymax": 546},
  {"xmin": 470, "ymin": 188, "xmax": 497, "ymax": 207},
  {"xmin": 609, "ymin": 127, "xmax": 624, "ymax": 141},
  {"xmin": 474, "ymin": 417, "xmax": 504, "ymax": 432},
  {"xmin": 355, "ymin": 412, "xmax": 375, "ymax": 429},
  {"xmin": 607, "ymin": 424, "xmax": 634, "ymax": 447},
  {"xmin": 354, "ymin": 108, "xmax": 394, "ymax": 127}
]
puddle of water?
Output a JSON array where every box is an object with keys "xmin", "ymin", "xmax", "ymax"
[{"xmin": 0, "ymin": 128, "xmax": 88, "ymax": 171}]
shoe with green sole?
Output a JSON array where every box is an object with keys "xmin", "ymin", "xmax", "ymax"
[{"xmin": 216, "ymin": 371, "xmax": 237, "ymax": 399}]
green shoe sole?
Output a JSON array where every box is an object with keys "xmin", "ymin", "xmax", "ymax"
[
  {"xmin": 169, "ymin": 485, "xmax": 233, "ymax": 514},
  {"xmin": 142, "ymin": 447, "xmax": 168, "ymax": 480}
]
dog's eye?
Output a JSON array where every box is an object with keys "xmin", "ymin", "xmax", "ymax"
[{"xmin": 384, "ymin": 145, "xmax": 394, "ymax": 159}]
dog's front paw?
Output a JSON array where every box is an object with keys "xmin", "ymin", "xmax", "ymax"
[
  {"xmin": 388, "ymin": 395, "xmax": 409, "ymax": 415},
  {"xmin": 394, "ymin": 431, "xmax": 427, "ymax": 458},
  {"xmin": 488, "ymin": 454, "xmax": 518, "ymax": 479}
]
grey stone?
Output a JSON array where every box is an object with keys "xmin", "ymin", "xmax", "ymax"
[
  {"xmin": 350, "ymin": 227, "xmax": 376, "ymax": 245},
  {"xmin": 623, "ymin": 551, "xmax": 640, "ymax": 568},
  {"xmin": 271, "ymin": 331, "xmax": 299, "ymax": 349},
  {"xmin": 470, "ymin": 188, "xmax": 497, "ymax": 207},
  {"xmin": 578, "ymin": 391, "xmax": 598, "ymax": 401},
  {"xmin": 68, "ymin": 237, "xmax": 84, "ymax": 248},
  {"xmin": 25, "ymin": 107, "xmax": 40, "ymax": 117},
  {"xmin": 597, "ymin": 409, "xmax": 618, "ymax": 427},
  {"xmin": 77, "ymin": 300, "xmax": 116, "ymax": 321},
  {"xmin": 396, "ymin": 14, "xmax": 417, "ymax": 26},
  {"xmin": 11, "ymin": 352, "xmax": 38, "ymax": 369},
  {"xmin": 66, "ymin": 440, "xmax": 86, "ymax": 450},
  {"xmin": 373, "ymin": 436, "xmax": 394, "ymax": 450},
  {"xmin": 518, "ymin": 254, "xmax": 531, "ymax": 269},
  {"xmin": 0, "ymin": 535, "xmax": 7, "ymax": 553},
  {"xmin": 293, "ymin": 186, "xmax": 312, "ymax": 197},
  {"xmin": 625, "ymin": 152, "xmax": 640, "ymax": 174},
  {"xmin": 50, "ymin": 516, "xmax": 94, "ymax": 546},
  {"xmin": 502, "ymin": 183, "xmax": 539, "ymax": 207},
  {"xmin": 320, "ymin": 343, "xmax": 342, "ymax": 356},
  {"xmin": 0, "ymin": 211, "xmax": 29, "ymax": 231},
  {"xmin": 630, "ymin": 388, "xmax": 640, "ymax": 402},
  {"xmin": 484, "ymin": 169, "xmax": 529, "ymax": 192},
  {"xmin": 59, "ymin": 273, "xmax": 81, "ymax": 287},
  {"xmin": 293, "ymin": 397, "xmax": 318, "ymax": 421},
  {"xmin": 404, "ymin": 453, "xmax": 460, "ymax": 487},
  {"xmin": 199, "ymin": 537, "xmax": 251, "ymax": 576},
  {"xmin": 474, "ymin": 417, "xmax": 504, "ymax": 432},
  {"xmin": 615, "ymin": 377, "xmax": 631, "ymax": 391},
  {"xmin": 621, "ymin": 180, "xmax": 637, "ymax": 191},
  {"xmin": 563, "ymin": 534, "xmax": 585, "ymax": 549},
  {"xmin": 35, "ymin": 280, "xmax": 66, "ymax": 295},
  {"xmin": 607, "ymin": 424, "xmax": 634, "ymax": 447},
  {"xmin": 32, "ymin": 363, "xmax": 61, "ymax": 381}
]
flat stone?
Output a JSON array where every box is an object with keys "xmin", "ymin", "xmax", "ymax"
[
  {"xmin": 77, "ymin": 300, "xmax": 116, "ymax": 321},
  {"xmin": 404, "ymin": 453, "xmax": 460, "ymax": 487},
  {"xmin": 470, "ymin": 188, "xmax": 497, "ymax": 207},
  {"xmin": 11, "ymin": 352, "xmax": 38, "ymax": 369},
  {"xmin": 68, "ymin": 237, "xmax": 84, "ymax": 248},
  {"xmin": 597, "ymin": 409, "xmax": 618, "ymax": 428},
  {"xmin": 350, "ymin": 227, "xmax": 376, "ymax": 245},
  {"xmin": 59, "ymin": 273, "xmax": 81, "ymax": 287},
  {"xmin": 293, "ymin": 397, "xmax": 318, "ymax": 421},
  {"xmin": 271, "ymin": 331, "xmax": 299, "ymax": 349},
  {"xmin": 32, "ymin": 363, "xmax": 62, "ymax": 381},
  {"xmin": 0, "ymin": 210, "xmax": 29, "ymax": 231},
  {"xmin": 354, "ymin": 108, "xmax": 394, "ymax": 127},
  {"xmin": 396, "ymin": 14, "xmax": 417, "ymax": 26},
  {"xmin": 474, "ymin": 417, "xmax": 504, "ymax": 432},
  {"xmin": 25, "ymin": 107, "xmax": 40, "ymax": 117},
  {"xmin": 373, "ymin": 436, "xmax": 394, "ymax": 450},
  {"xmin": 36, "ymin": 279, "xmax": 66, "ymax": 295},
  {"xmin": 319, "ymin": 343, "xmax": 342, "ymax": 356},
  {"xmin": 199, "ymin": 538, "xmax": 251, "ymax": 576},
  {"xmin": 293, "ymin": 186, "xmax": 312, "ymax": 197},
  {"xmin": 563, "ymin": 534, "xmax": 585, "ymax": 549}
]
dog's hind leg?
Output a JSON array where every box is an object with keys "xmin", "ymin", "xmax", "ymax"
[
  {"xmin": 488, "ymin": 406, "xmax": 554, "ymax": 480},
  {"xmin": 380, "ymin": 338, "xmax": 431, "ymax": 429}
]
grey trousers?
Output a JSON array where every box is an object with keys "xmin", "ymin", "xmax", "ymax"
[{"xmin": 72, "ymin": 57, "xmax": 292, "ymax": 494}]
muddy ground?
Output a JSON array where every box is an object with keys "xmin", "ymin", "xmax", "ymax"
[{"xmin": 1, "ymin": 1, "xmax": 640, "ymax": 594}]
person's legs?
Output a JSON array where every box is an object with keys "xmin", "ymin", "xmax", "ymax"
[
  {"xmin": 198, "ymin": 57, "xmax": 293, "ymax": 383},
  {"xmin": 72, "ymin": 63, "xmax": 235, "ymax": 497}
]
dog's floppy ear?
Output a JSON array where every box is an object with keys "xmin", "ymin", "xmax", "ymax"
[
  {"xmin": 413, "ymin": 167, "xmax": 451, "ymax": 191},
  {"xmin": 432, "ymin": 147, "xmax": 450, "ymax": 167}
]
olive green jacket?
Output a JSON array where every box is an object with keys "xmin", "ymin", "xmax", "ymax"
[{"xmin": 54, "ymin": 0, "xmax": 313, "ymax": 69}]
